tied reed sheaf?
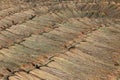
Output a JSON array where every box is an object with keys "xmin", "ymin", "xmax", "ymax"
[{"xmin": 0, "ymin": 0, "xmax": 119, "ymax": 80}]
